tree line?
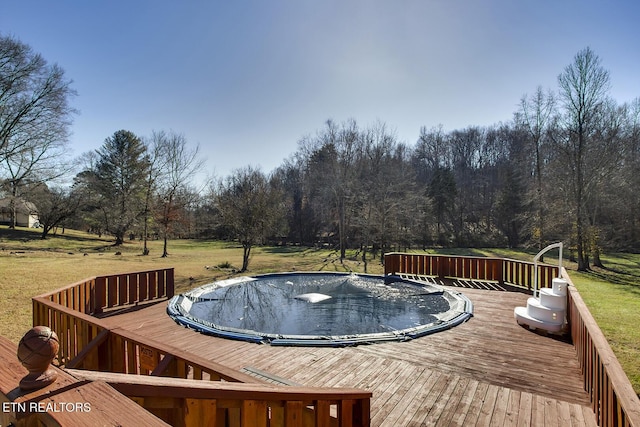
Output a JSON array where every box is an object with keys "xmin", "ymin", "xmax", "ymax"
[{"xmin": 2, "ymin": 33, "xmax": 638, "ymax": 271}]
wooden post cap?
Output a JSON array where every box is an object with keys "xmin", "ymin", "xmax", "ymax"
[{"xmin": 17, "ymin": 326, "xmax": 59, "ymax": 391}]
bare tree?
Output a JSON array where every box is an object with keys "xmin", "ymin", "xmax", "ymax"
[
  {"xmin": 583, "ymin": 99, "xmax": 624, "ymax": 267},
  {"xmin": 301, "ymin": 119, "xmax": 361, "ymax": 260},
  {"xmin": 216, "ymin": 166, "xmax": 282, "ymax": 272},
  {"xmin": 30, "ymin": 184, "xmax": 82, "ymax": 239},
  {"xmin": 0, "ymin": 34, "xmax": 76, "ymax": 227},
  {"xmin": 428, "ymin": 165, "xmax": 457, "ymax": 244},
  {"xmin": 557, "ymin": 47, "xmax": 613, "ymax": 271},
  {"xmin": 140, "ymin": 131, "xmax": 168, "ymax": 255},
  {"xmin": 271, "ymin": 159, "xmax": 319, "ymax": 246},
  {"xmin": 355, "ymin": 122, "xmax": 409, "ymax": 270},
  {"xmin": 152, "ymin": 130, "xmax": 204, "ymax": 257},
  {"xmin": 620, "ymin": 98, "xmax": 640, "ymax": 248},
  {"xmin": 516, "ymin": 86, "xmax": 556, "ymax": 251},
  {"xmin": 414, "ymin": 125, "xmax": 451, "ymax": 175}
]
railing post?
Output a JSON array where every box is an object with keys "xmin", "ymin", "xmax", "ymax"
[
  {"xmin": 354, "ymin": 397, "xmax": 371, "ymax": 427},
  {"xmin": 437, "ymin": 256, "xmax": 447, "ymax": 280},
  {"xmin": 166, "ymin": 268, "xmax": 175, "ymax": 298},
  {"xmin": 32, "ymin": 298, "xmax": 39, "ymax": 327},
  {"xmin": 384, "ymin": 253, "xmax": 399, "ymax": 276},
  {"xmin": 94, "ymin": 276, "xmax": 105, "ymax": 314}
]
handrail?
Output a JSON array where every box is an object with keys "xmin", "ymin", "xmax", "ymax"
[
  {"xmin": 0, "ymin": 335, "xmax": 170, "ymax": 427},
  {"xmin": 563, "ymin": 268, "xmax": 640, "ymax": 427},
  {"xmin": 32, "ymin": 294, "xmax": 261, "ymax": 383},
  {"xmin": 532, "ymin": 242, "xmax": 563, "ymax": 298},
  {"xmin": 104, "ymin": 326, "xmax": 259, "ymax": 382},
  {"xmin": 67, "ymin": 368, "xmax": 372, "ymax": 400}
]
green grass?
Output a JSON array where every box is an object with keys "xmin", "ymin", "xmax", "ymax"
[{"xmin": 1, "ymin": 226, "xmax": 639, "ymax": 395}]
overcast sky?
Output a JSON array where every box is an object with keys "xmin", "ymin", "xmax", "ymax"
[{"xmin": 3, "ymin": 1, "xmax": 639, "ymax": 180}]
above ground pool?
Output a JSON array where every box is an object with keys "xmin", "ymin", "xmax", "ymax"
[{"xmin": 167, "ymin": 272, "xmax": 473, "ymax": 346}]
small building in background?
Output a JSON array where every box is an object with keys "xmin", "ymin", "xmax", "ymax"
[{"xmin": 0, "ymin": 198, "xmax": 39, "ymax": 228}]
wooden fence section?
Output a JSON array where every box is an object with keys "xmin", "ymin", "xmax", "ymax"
[
  {"xmin": 37, "ymin": 268, "xmax": 175, "ymax": 315},
  {"xmin": 67, "ymin": 369, "xmax": 371, "ymax": 427},
  {"xmin": 94, "ymin": 268, "xmax": 174, "ymax": 313},
  {"xmin": 81, "ymin": 326, "xmax": 258, "ymax": 383},
  {"xmin": 563, "ymin": 269, "xmax": 640, "ymax": 427},
  {"xmin": 30, "ymin": 268, "xmax": 372, "ymax": 427},
  {"xmin": 384, "ymin": 252, "xmax": 558, "ymax": 290},
  {"xmin": 32, "ymin": 296, "xmax": 106, "ymax": 366}
]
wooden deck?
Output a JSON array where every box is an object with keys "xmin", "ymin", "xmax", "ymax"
[{"xmin": 100, "ymin": 284, "xmax": 597, "ymax": 426}]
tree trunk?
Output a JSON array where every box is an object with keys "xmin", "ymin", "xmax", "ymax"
[
  {"xmin": 361, "ymin": 244, "xmax": 368, "ymax": 274},
  {"xmin": 40, "ymin": 224, "xmax": 55, "ymax": 239},
  {"xmin": 142, "ymin": 216, "xmax": 150, "ymax": 255},
  {"xmin": 161, "ymin": 227, "xmax": 169, "ymax": 258},
  {"xmin": 9, "ymin": 192, "xmax": 17, "ymax": 229},
  {"xmin": 241, "ymin": 244, "xmax": 251, "ymax": 272},
  {"xmin": 592, "ymin": 246, "xmax": 604, "ymax": 268},
  {"xmin": 338, "ymin": 196, "xmax": 346, "ymax": 260},
  {"xmin": 575, "ymin": 169, "xmax": 590, "ymax": 270},
  {"xmin": 576, "ymin": 227, "xmax": 590, "ymax": 271}
]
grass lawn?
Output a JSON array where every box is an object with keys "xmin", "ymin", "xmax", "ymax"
[{"xmin": 1, "ymin": 226, "xmax": 638, "ymax": 395}]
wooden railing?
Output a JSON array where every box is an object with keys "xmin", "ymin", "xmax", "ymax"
[
  {"xmin": 39, "ymin": 268, "xmax": 174, "ymax": 315},
  {"xmin": 65, "ymin": 326, "xmax": 258, "ymax": 383},
  {"xmin": 32, "ymin": 296, "xmax": 107, "ymax": 366},
  {"xmin": 563, "ymin": 269, "xmax": 640, "ymax": 427},
  {"xmin": 384, "ymin": 252, "xmax": 558, "ymax": 290},
  {"xmin": 31, "ymin": 268, "xmax": 372, "ymax": 426},
  {"xmin": 67, "ymin": 369, "xmax": 370, "ymax": 427},
  {"xmin": 384, "ymin": 253, "xmax": 640, "ymax": 427}
]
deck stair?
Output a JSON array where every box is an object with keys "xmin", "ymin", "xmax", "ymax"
[
  {"xmin": 514, "ymin": 242, "xmax": 568, "ymax": 333},
  {"xmin": 514, "ymin": 277, "xmax": 567, "ymax": 332}
]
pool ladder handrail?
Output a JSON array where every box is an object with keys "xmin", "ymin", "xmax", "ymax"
[{"xmin": 533, "ymin": 242, "xmax": 563, "ymax": 298}]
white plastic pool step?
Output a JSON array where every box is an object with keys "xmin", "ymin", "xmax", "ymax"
[
  {"xmin": 539, "ymin": 288, "xmax": 565, "ymax": 309},
  {"xmin": 514, "ymin": 306, "xmax": 564, "ymax": 332},
  {"xmin": 523, "ymin": 297, "xmax": 565, "ymax": 323},
  {"xmin": 514, "ymin": 278, "xmax": 568, "ymax": 333}
]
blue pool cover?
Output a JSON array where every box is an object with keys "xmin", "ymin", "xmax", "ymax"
[{"xmin": 167, "ymin": 272, "xmax": 473, "ymax": 347}]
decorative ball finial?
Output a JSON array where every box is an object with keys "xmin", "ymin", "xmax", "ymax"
[{"xmin": 17, "ymin": 326, "xmax": 59, "ymax": 391}]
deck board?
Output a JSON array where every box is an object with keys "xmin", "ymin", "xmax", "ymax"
[
  {"xmin": 447, "ymin": 377, "xmax": 480, "ymax": 426},
  {"xmin": 100, "ymin": 285, "xmax": 596, "ymax": 426}
]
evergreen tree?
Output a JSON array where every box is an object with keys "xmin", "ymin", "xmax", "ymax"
[{"xmin": 88, "ymin": 130, "xmax": 150, "ymax": 245}]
